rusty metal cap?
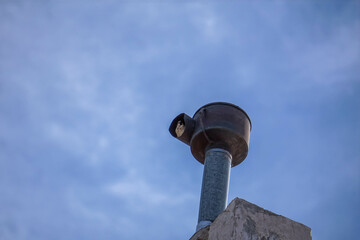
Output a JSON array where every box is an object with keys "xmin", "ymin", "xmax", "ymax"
[
  {"xmin": 190, "ymin": 102, "xmax": 251, "ymax": 167},
  {"xmin": 193, "ymin": 102, "xmax": 252, "ymax": 130}
]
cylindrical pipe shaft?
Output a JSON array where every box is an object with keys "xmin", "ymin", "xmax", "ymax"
[{"xmin": 196, "ymin": 148, "xmax": 232, "ymax": 231}]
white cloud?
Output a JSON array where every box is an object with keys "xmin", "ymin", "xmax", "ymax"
[
  {"xmin": 107, "ymin": 179, "xmax": 168, "ymax": 205},
  {"xmin": 292, "ymin": 22, "xmax": 360, "ymax": 85},
  {"xmin": 190, "ymin": 3, "xmax": 224, "ymax": 43},
  {"xmin": 106, "ymin": 173, "xmax": 197, "ymax": 207}
]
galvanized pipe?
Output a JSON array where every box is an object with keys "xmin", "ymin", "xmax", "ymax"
[
  {"xmin": 169, "ymin": 102, "xmax": 251, "ymax": 232},
  {"xmin": 196, "ymin": 148, "xmax": 232, "ymax": 231}
]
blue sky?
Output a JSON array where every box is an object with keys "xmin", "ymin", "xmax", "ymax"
[{"xmin": 0, "ymin": 1, "xmax": 359, "ymax": 239}]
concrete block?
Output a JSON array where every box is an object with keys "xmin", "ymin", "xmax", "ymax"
[{"xmin": 190, "ymin": 198, "xmax": 311, "ymax": 240}]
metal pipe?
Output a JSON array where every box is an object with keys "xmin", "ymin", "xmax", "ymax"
[
  {"xmin": 196, "ymin": 148, "xmax": 232, "ymax": 231},
  {"xmin": 169, "ymin": 102, "xmax": 251, "ymax": 232}
]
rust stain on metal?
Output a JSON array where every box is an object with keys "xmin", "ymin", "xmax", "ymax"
[{"xmin": 169, "ymin": 102, "xmax": 251, "ymax": 167}]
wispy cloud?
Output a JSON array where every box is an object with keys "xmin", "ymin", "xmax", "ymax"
[
  {"xmin": 106, "ymin": 173, "xmax": 197, "ymax": 208},
  {"xmin": 0, "ymin": 1, "xmax": 359, "ymax": 240}
]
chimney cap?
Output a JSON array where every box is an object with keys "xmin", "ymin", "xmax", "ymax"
[{"xmin": 194, "ymin": 102, "xmax": 252, "ymax": 130}]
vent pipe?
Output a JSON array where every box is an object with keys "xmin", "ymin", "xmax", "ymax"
[{"xmin": 169, "ymin": 102, "xmax": 251, "ymax": 232}]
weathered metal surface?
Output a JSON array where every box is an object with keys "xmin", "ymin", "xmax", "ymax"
[
  {"xmin": 169, "ymin": 102, "xmax": 251, "ymax": 167},
  {"xmin": 169, "ymin": 102, "xmax": 252, "ymax": 233},
  {"xmin": 169, "ymin": 113, "xmax": 195, "ymax": 146},
  {"xmin": 191, "ymin": 102, "xmax": 251, "ymax": 167},
  {"xmin": 196, "ymin": 148, "xmax": 232, "ymax": 232}
]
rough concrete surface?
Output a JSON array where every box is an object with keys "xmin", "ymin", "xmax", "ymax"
[{"xmin": 190, "ymin": 198, "xmax": 311, "ymax": 240}]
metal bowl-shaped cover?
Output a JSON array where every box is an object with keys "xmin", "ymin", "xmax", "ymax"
[{"xmin": 190, "ymin": 102, "xmax": 251, "ymax": 167}]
